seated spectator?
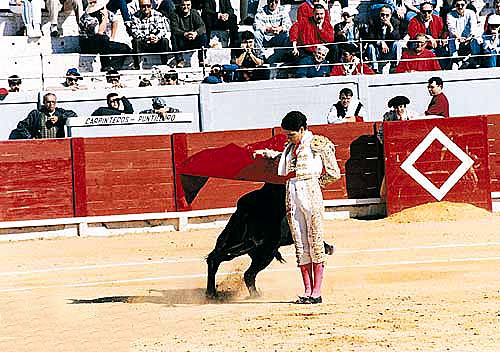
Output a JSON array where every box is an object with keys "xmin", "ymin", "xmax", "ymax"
[
  {"xmin": 395, "ymin": 33, "xmax": 442, "ymax": 72},
  {"xmin": 332, "ymin": 7, "xmax": 362, "ymax": 62},
  {"xmin": 79, "ymin": 0, "xmax": 132, "ymax": 72},
  {"xmin": 201, "ymin": 0, "xmax": 239, "ymax": 47},
  {"xmin": 140, "ymin": 97, "xmax": 181, "ymax": 115},
  {"xmin": 297, "ymin": 0, "xmax": 331, "ymax": 23},
  {"xmin": 92, "ymin": 93, "xmax": 134, "ymax": 115},
  {"xmin": 404, "ymin": 0, "xmax": 439, "ymax": 22},
  {"xmin": 253, "ymin": 0, "xmax": 292, "ymax": 64},
  {"xmin": 46, "ymin": 0, "xmax": 84, "ymax": 37},
  {"xmin": 9, "ymin": 93, "xmax": 77, "ymax": 139},
  {"xmin": 483, "ymin": 0, "xmax": 500, "ymax": 28},
  {"xmin": 330, "ymin": 43, "xmax": 375, "ymax": 75},
  {"xmin": 8, "ymin": 75, "xmax": 22, "ymax": 92},
  {"xmin": 446, "ymin": 0, "xmax": 480, "ymax": 69},
  {"xmin": 326, "ymin": 87, "xmax": 367, "ymax": 123},
  {"xmin": 171, "ymin": 0, "xmax": 208, "ymax": 67},
  {"xmin": 51, "ymin": 68, "xmax": 87, "ymax": 90},
  {"xmin": 289, "ymin": 4, "xmax": 334, "ymax": 59},
  {"xmin": 370, "ymin": 0, "xmax": 407, "ymax": 20},
  {"xmin": 139, "ymin": 77, "xmax": 153, "ymax": 86},
  {"xmin": 363, "ymin": 5, "xmax": 404, "ymax": 73},
  {"xmin": 408, "ymin": 2, "xmax": 448, "ymax": 67},
  {"xmin": 233, "ymin": 31, "xmax": 265, "ymax": 81},
  {"xmin": 160, "ymin": 70, "xmax": 180, "ymax": 85},
  {"xmin": 481, "ymin": 14, "xmax": 500, "ymax": 67},
  {"xmin": 130, "ymin": 0, "xmax": 174, "ymax": 69},
  {"xmin": 296, "ymin": 45, "xmax": 331, "ymax": 78},
  {"xmin": 105, "ymin": 69, "xmax": 127, "ymax": 88},
  {"xmin": 425, "ymin": 76, "xmax": 449, "ymax": 117},
  {"xmin": 203, "ymin": 64, "xmax": 225, "ymax": 83},
  {"xmin": 13, "ymin": 0, "xmax": 42, "ymax": 37}
]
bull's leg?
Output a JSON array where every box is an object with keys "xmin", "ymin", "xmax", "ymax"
[
  {"xmin": 244, "ymin": 250, "xmax": 276, "ymax": 298},
  {"xmin": 206, "ymin": 253, "xmax": 222, "ymax": 299}
]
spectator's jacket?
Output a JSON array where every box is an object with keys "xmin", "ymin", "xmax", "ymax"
[
  {"xmin": 362, "ymin": 16, "xmax": 404, "ymax": 48},
  {"xmin": 482, "ymin": 32, "xmax": 500, "ymax": 53},
  {"xmin": 254, "ymin": 4, "xmax": 292, "ymax": 37},
  {"xmin": 91, "ymin": 97, "xmax": 134, "ymax": 116},
  {"xmin": 289, "ymin": 16, "xmax": 334, "ymax": 54},
  {"xmin": 446, "ymin": 9, "xmax": 478, "ymax": 39},
  {"xmin": 171, "ymin": 9, "xmax": 206, "ymax": 37},
  {"xmin": 425, "ymin": 92, "xmax": 449, "ymax": 118},
  {"xmin": 333, "ymin": 21, "xmax": 362, "ymax": 43},
  {"xmin": 130, "ymin": 9, "xmax": 170, "ymax": 42},
  {"xmin": 201, "ymin": 0, "xmax": 234, "ymax": 21},
  {"xmin": 408, "ymin": 14, "xmax": 446, "ymax": 40},
  {"xmin": 326, "ymin": 99, "xmax": 366, "ymax": 124},
  {"xmin": 296, "ymin": 0, "xmax": 330, "ymax": 23},
  {"xmin": 394, "ymin": 48, "xmax": 441, "ymax": 73},
  {"xmin": 296, "ymin": 56, "xmax": 330, "ymax": 78},
  {"xmin": 9, "ymin": 107, "xmax": 77, "ymax": 140},
  {"xmin": 330, "ymin": 61, "xmax": 375, "ymax": 76}
]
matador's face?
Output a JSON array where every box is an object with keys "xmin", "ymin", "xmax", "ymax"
[{"xmin": 283, "ymin": 127, "xmax": 305, "ymax": 145}]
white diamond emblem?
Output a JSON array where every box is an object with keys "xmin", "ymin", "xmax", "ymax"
[{"xmin": 400, "ymin": 127, "xmax": 474, "ymax": 201}]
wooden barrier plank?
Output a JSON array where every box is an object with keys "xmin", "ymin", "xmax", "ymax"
[
  {"xmin": 75, "ymin": 135, "xmax": 176, "ymax": 216},
  {"xmin": 0, "ymin": 139, "xmax": 74, "ymax": 221},
  {"xmin": 385, "ymin": 116, "xmax": 491, "ymax": 215}
]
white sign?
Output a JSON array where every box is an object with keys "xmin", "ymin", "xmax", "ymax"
[
  {"xmin": 66, "ymin": 113, "xmax": 194, "ymax": 127},
  {"xmin": 400, "ymin": 127, "xmax": 474, "ymax": 201}
]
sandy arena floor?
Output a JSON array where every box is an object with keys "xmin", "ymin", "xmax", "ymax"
[{"xmin": 0, "ymin": 203, "xmax": 500, "ymax": 352}]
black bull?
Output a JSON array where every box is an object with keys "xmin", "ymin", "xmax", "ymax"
[{"xmin": 206, "ymin": 183, "xmax": 334, "ymax": 298}]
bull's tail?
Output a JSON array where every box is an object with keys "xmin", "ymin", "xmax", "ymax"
[{"xmin": 275, "ymin": 250, "xmax": 287, "ymax": 264}]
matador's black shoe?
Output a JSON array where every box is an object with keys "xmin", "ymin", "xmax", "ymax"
[{"xmin": 309, "ymin": 296, "xmax": 322, "ymax": 304}]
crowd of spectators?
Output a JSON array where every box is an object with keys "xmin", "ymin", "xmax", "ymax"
[{"xmin": 5, "ymin": 0, "xmax": 500, "ymax": 86}]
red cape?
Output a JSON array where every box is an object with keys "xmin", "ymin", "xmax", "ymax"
[{"xmin": 177, "ymin": 134, "xmax": 288, "ymax": 203}]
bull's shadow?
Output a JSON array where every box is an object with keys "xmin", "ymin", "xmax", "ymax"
[{"xmin": 68, "ymin": 288, "xmax": 291, "ymax": 306}]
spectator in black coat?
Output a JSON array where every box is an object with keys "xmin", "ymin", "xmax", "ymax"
[
  {"xmin": 9, "ymin": 93, "xmax": 77, "ymax": 139},
  {"xmin": 201, "ymin": 0, "xmax": 239, "ymax": 47},
  {"xmin": 91, "ymin": 93, "xmax": 134, "ymax": 116}
]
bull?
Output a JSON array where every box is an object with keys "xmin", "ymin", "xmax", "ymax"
[{"xmin": 206, "ymin": 183, "xmax": 334, "ymax": 298}]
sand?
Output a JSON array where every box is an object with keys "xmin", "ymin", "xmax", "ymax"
[{"xmin": 0, "ymin": 202, "xmax": 499, "ymax": 352}]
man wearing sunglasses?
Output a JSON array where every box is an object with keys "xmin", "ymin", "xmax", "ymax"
[
  {"xmin": 363, "ymin": 5, "xmax": 404, "ymax": 73},
  {"xmin": 9, "ymin": 93, "xmax": 77, "ymax": 140},
  {"xmin": 446, "ymin": 0, "xmax": 480, "ymax": 69},
  {"xmin": 91, "ymin": 93, "xmax": 134, "ymax": 116},
  {"xmin": 130, "ymin": 0, "xmax": 174, "ymax": 68},
  {"xmin": 394, "ymin": 33, "xmax": 442, "ymax": 72}
]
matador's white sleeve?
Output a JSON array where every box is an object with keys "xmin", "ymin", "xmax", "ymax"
[{"xmin": 311, "ymin": 135, "xmax": 341, "ymax": 188}]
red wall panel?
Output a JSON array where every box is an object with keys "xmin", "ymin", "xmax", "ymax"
[
  {"xmin": 0, "ymin": 139, "xmax": 74, "ymax": 221},
  {"xmin": 173, "ymin": 129, "xmax": 274, "ymax": 211},
  {"xmin": 384, "ymin": 116, "xmax": 491, "ymax": 215},
  {"xmin": 273, "ymin": 123, "xmax": 381, "ymax": 200},
  {"xmin": 486, "ymin": 115, "xmax": 500, "ymax": 193},
  {"xmin": 73, "ymin": 135, "xmax": 176, "ymax": 216}
]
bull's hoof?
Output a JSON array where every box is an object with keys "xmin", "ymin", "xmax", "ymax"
[
  {"xmin": 205, "ymin": 290, "xmax": 219, "ymax": 300},
  {"xmin": 248, "ymin": 289, "xmax": 261, "ymax": 298},
  {"xmin": 325, "ymin": 243, "xmax": 336, "ymax": 255}
]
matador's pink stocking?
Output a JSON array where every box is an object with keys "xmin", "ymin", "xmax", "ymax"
[
  {"xmin": 299, "ymin": 264, "xmax": 313, "ymax": 297},
  {"xmin": 311, "ymin": 262, "xmax": 324, "ymax": 298}
]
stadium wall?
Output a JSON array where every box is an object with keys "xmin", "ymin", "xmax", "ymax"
[{"xmin": 1, "ymin": 116, "xmax": 500, "ymax": 240}]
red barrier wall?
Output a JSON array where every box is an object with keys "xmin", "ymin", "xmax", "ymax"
[
  {"xmin": 0, "ymin": 139, "xmax": 74, "ymax": 221},
  {"xmin": 487, "ymin": 115, "xmax": 500, "ymax": 193},
  {"xmin": 172, "ymin": 129, "xmax": 274, "ymax": 211},
  {"xmin": 384, "ymin": 116, "xmax": 491, "ymax": 215},
  {"xmin": 72, "ymin": 136, "xmax": 176, "ymax": 216},
  {"xmin": 273, "ymin": 123, "xmax": 381, "ymax": 200}
]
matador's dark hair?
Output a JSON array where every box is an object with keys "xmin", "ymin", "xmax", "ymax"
[{"xmin": 281, "ymin": 111, "xmax": 308, "ymax": 131}]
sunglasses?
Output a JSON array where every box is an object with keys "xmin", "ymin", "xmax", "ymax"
[
  {"xmin": 380, "ymin": 13, "xmax": 391, "ymax": 17},
  {"xmin": 109, "ymin": 98, "xmax": 121, "ymax": 103},
  {"xmin": 421, "ymin": 9, "xmax": 433, "ymax": 14},
  {"xmin": 140, "ymin": 3, "xmax": 151, "ymax": 7},
  {"xmin": 455, "ymin": 3, "xmax": 466, "ymax": 6},
  {"xmin": 66, "ymin": 77, "xmax": 78, "ymax": 82},
  {"xmin": 342, "ymin": 13, "xmax": 352, "ymax": 17}
]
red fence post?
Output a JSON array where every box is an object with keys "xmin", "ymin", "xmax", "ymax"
[{"xmin": 71, "ymin": 137, "xmax": 88, "ymax": 217}]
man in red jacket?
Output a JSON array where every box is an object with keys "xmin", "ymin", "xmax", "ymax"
[
  {"xmin": 395, "ymin": 33, "xmax": 442, "ymax": 73},
  {"xmin": 425, "ymin": 76, "xmax": 449, "ymax": 118},
  {"xmin": 289, "ymin": 4, "xmax": 334, "ymax": 58}
]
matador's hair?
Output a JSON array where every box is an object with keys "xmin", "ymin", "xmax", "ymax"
[{"xmin": 281, "ymin": 111, "xmax": 308, "ymax": 131}]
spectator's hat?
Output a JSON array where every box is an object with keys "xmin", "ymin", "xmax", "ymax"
[
  {"xmin": 488, "ymin": 14, "xmax": 500, "ymax": 25},
  {"xmin": 341, "ymin": 7, "xmax": 359, "ymax": 17},
  {"xmin": 388, "ymin": 95, "xmax": 410, "ymax": 108},
  {"xmin": 152, "ymin": 97, "xmax": 166, "ymax": 109},
  {"xmin": 340, "ymin": 43, "xmax": 359, "ymax": 55},
  {"xmin": 0, "ymin": 88, "xmax": 8, "ymax": 101},
  {"xmin": 86, "ymin": 0, "xmax": 108, "ymax": 13},
  {"xmin": 66, "ymin": 67, "xmax": 83, "ymax": 80}
]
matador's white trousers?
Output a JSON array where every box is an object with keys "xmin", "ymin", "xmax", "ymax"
[{"xmin": 286, "ymin": 178, "xmax": 326, "ymax": 266}]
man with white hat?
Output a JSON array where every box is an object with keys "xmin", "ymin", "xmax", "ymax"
[{"xmin": 481, "ymin": 14, "xmax": 500, "ymax": 67}]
